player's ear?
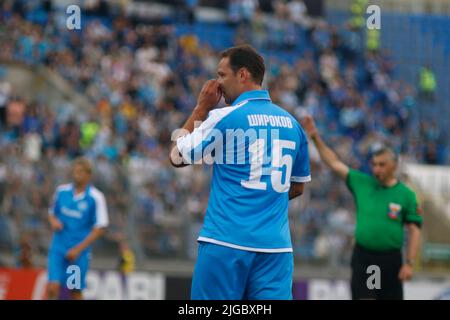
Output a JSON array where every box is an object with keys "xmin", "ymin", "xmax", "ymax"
[{"xmin": 238, "ymin": 68, "xmax": 246, "ymax": 83}]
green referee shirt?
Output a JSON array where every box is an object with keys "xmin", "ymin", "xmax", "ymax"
[{"xmin": 346, "ymin": 168, "xmax": 423, "ymax": 251}]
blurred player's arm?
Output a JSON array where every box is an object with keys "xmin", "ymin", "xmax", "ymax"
[
  {"xmin": 48, "ymin": 214, "xmax": 63, "ymax": 231},
  {"xmin": 66, "ymin": 228, "xmax": 107, "ymax": 262},
  {"xmin": 301, "ymin": 115, "xmax": 349, "ymax": 180},
  {"xmin": 289, "ymin": 182, "xmax": 304, "ymax": 200},
  {"xmin": 170, "ymin": 80, "xmax": 222, "ymax": 168},
  {"xmin": 48, "ymin": 190, "xmax": 63, "ymax": 231}
]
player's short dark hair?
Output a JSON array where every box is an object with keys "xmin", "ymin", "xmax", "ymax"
[
  {"xmin": 220, "ymin": 45, "xmax": 265, "ymax": 85},
  {"xmin": 371, "ymin": 145, "xmax": 398, "ymax": 162}
]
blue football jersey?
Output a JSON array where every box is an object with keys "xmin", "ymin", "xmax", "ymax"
[
  {"xmin": 49, "ymin": 184, "xmax": 109, "ymax": 253},
  {"xmin": 177, "ymin": 90, "xmax": 311, "ymax": 252}
]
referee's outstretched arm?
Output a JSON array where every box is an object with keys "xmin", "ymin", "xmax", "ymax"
[{"xmin": 300, "ymin": 115, "xmax": 349, "ymax": 180}]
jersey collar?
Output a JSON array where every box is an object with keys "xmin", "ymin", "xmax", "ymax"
[
  {"xmin": 231, "ymin": 90, "xmax": 271, "ymax": 106},
  {"xmin": 71, "ymin": 183, "xmax": 90, "ymax": 200}
]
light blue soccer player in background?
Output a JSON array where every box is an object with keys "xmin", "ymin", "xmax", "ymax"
[
  {"xmin": 47, "ymin": 157, "xmax": 109, "ymax": 300},
  {"xmin": 170, "ymin": 45, "xmax": 311, "ymax": 299}
]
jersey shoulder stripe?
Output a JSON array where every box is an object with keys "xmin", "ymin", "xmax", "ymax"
[
  {"xmin": 89, "ymin": 186, "xmax": 109, "ymax": 228},
  {"xmin": 176, "ymin": 101, "xmax": 249, "ymax": 162},
  {"xmin": 56, "ymin": 184, "xmax": 72, "ymax": 193}
]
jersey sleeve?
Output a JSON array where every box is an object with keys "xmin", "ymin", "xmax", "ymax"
[
  {"xmin": 176, "ymin": 108, "xmax": 229, "ymax": 164},
  {"xmin": 403, "ymin": 192, "xmax": 423, "ymax": 227},
  {"xmin": 92, "ymin": 190, "xmax": 109, "ymax": 228},
  {"xmin": 345, "ymin": 168, "xmax": 373, "ymax": 193},
  {"xmin": 48, "ymin": 189, "xmax": 59, "ymax": 216},
  {"xmin": 291, "ymin": 137, "xmax": 311, "ymax": 183}
]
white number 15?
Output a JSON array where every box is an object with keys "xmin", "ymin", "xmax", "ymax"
[{"xmin": 241, "ymin": 139, "xmax": 296, "ymax": 193}]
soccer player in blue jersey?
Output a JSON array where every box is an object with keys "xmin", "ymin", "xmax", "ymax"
[
  {"xmin": 47, "ymin": 157, "xmax": 109, "ymax": 300},
  {"xmin": 170, "ymin": 45, "xmax": 311, "ymax": 299}
]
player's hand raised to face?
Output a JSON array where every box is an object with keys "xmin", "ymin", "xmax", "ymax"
[
  {"xmin": 196, "ymin": 79, "xmax": 222, "ymax": 113},
  {"xmin": 300, "ymin": 115, "xmax": 319, "ymax": 138}
]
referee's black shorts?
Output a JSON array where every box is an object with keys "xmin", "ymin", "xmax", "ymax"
[{"xmin": 351, "ymin": 244, "xmax": 403, "ymax": 300}]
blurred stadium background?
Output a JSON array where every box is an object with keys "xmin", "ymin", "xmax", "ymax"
[{"xmin": 0, "ymin": 0, "xmax": 449, "ymax": 299}]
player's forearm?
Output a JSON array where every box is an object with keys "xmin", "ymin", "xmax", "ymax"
[
  {"xmin": 74, "ymin": 228, "xmax": 105, "ymax": 252},
  {"xmin": 406, "ymin": 224, "xmax": 421, "ymax": 264},
  {"xmin": 181, "ymin": 106, "xmax": 209, "ymax": 134},
  {"xmin": 288, "ymin": 189, "xmax": 302, "ymax": 200},
  {"xmin": 169, "ymin": 106, "xmax": 208, "ymax": 167},
  {"xmin": 288, "ymin": 182, "xmax": 304, "ymax": 200},
  {"xmin": 48, "ymin": 214, "xmax": 62, "ymax": 231}
]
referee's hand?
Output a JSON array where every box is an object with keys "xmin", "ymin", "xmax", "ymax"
[
  {"xmin": 300, "ymin": 115, "xmax": 319, "ymax": 139},
  {"xmin": 196, "ymin": 79, "xmax": 222, "ymax": 113},
  {"xmin": 398, "ymin": 264, "xmax": 413, "ymax": 281}
]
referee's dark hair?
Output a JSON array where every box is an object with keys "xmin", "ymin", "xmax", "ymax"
[
  {"xmin": 220, "ymin": 45, "xmax": 265, "ymax": 85},
  {"xmin": 372, "ymin": 145, "xmax": 399, "ymax": 162}
]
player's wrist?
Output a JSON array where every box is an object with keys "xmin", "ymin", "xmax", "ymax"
[{"xmin": 193, "ymin": 105, "xmax": 209, "ymax": 118}]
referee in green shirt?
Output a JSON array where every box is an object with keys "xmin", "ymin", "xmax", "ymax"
[{"xmin": 301, "ymin": 116, "xmax": 423, "ymax": 300}]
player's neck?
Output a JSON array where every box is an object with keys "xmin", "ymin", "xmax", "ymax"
[
  {"xmin": 74, "ymin": 183, "xmax": 88, "ymax": 195},
  {"xmin": 240, "ymin": 84, "xmax": 262, "ymax": 95}
]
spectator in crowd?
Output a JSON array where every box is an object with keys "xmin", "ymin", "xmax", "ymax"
[
  {"xmin": 117, "ymin": 240, "xmax": 135, "ymax": 275},
  {"xmin": 419, "ymin": 64, "xmax": 436, "ymax": 102}
]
